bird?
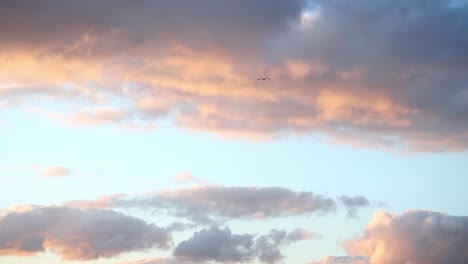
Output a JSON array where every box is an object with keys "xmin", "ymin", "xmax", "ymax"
[{"xmin": 256, "ymin": 77, "xmax": 271, "ymax": 81}]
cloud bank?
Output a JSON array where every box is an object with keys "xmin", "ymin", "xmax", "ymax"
[
  {"xmin": 93, "ymin": 186, "xmax": 337, "ymax": 223},
  {"xmin": 0, "ymin": 0, "xmax": 467, "ymax": 151},
  {"xmin": 0, "ymin": 206, "xmax": 170, "ymax": 260}
]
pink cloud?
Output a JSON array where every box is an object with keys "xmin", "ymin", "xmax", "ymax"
[
  {"xmin": 313, "ymin": 210, "xmax": 468, "ymax": 264},
  {"xmin": 40, "ymin": 166, "xmax": 70, "ymax": 178},
  {"xmin": 1, "ymin": 1, "xmax": 467, "ymax": 151},
  {"xmin": 174, "ymin": 173, "xmax": 206, "ymax": 185}
]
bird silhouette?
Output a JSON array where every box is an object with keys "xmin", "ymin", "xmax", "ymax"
[{"xmin": 256, "ymin": 77, "xmax": 271, "ymax": 81}]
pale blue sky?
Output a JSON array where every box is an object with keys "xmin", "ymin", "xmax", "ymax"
[{"xmin": 1, "ymin": 107, "xmax": 467, "ymax": 263}]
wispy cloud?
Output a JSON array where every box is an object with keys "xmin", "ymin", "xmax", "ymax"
[
  {"xmin": 174, "ymin": 173, "xmax": 207, "ymax": 185},
  {"xmin": 90, "ymin": 186, "xmax": 338, "ymax": 223},
  {"xmin": 309, "ymin": 256, "xmax": 369, "ymax": 264},
  {"xmin": 40, "ymin": 166, "xmax": 70, "ymax": 178},
  {"xmin": 62, "ymin": 186, "xmax": 376, "ymax": 224}
]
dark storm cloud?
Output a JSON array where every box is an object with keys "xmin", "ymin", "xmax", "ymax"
[{"xmin": 0, "ymin": 206, "xmax": 170, "ymax": 260}]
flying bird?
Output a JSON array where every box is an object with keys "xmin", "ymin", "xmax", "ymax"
[{"xmin": 256, "ymin": 77, "xmax": 271, "ymax": 81}]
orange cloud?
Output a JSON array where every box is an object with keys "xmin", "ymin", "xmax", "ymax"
[
  {"xmin": 40, "ymin": 166, "xmax": 70, "ymax": 178},
  {"xmin": 1, "ymin": 0, "xmax": 467, "ymax": 152}
]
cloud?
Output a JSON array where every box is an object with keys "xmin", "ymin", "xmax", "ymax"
[
  {"xmin": 40, "ymin": 166, "xmax": 70, "ymax": 178},
  {"xmin": 116, "ymin": 186, "xmax": 337, "ymax": 223},
  {"xmin": 174, "ymin": 173, "xmax": 206, "ymax": 185},
  {"xmin": 173, "ymin": 225, "xmax": 314, "ymax": 263},
  {"xmin": 65, "ymin": 194, "xmax": 128, "ymax": 209},
  {"xmin": 117, "ymin": 257, "xmax": 206, "ymax": 264},
  {"xmin": 0, "ymin": 206, "xmax": 170, "ymax": 260},
  {"xmin": 338, "ymin": 196, "xmax": 370, "ymax": 218},
  {"xmin": 1, "ymin": 0, "xmax": 467, "ymax": 151},
  {"xmin": 310, "ymin": 256, "xmax": 369, "ymax": 264},
  {"xmin": 314, "ymin": 210, "xmax": 468, "ymax": 264}
]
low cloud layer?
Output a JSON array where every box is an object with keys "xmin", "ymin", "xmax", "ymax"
[
  {"xmin": 64, "ymin": 186, "xmax": 376, "ymax": 224},
  {"xmin": 314, "ymin": 210, "xmax": 468, "ymax": 264},
  {"xmin": 0, "ymin": 206, "xmax": 170, "ymax": 260},
  {"xmin": 174, "ymin": 226, "xmax": 314, "ymax": 263},
  {"xmin": 112, "ymin": 186, "xmax": 338, "ymax": 223},
  {"xmin": 0, "ymin": 0, "xmax": 467, "ymax": 151}
]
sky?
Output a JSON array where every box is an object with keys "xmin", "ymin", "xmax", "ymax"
[{"xmin": 0, "ymin": 1, "xmax": 467, "ymax": 264}]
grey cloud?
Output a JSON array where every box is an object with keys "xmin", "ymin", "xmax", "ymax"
[
  {"xmin": 0, "ymin": 0, "xmax": 306, "ymax": 53},
  {"xmin": 0, "ymin": 206, "xmax": 170, "ymax": 260},
  {"xmin": 287, "ymin": 0, "xmax": 468, "ymax": 150},
  {"xmin": 338, "ymin": 196, "xmax": 370, "ymax": 218},
  {"xmin": 173, "ymin": 225, "xmax": 313, "ymax": 263},
  {"xmin": 174, "ymin": 226, "xmax": 254, "ymax": 263},
  {"xmin": 117, "ymin": 257, "xmax": 207, "ymax": 264},
  {"xmin": 254, "ymin": 228, "xmax": 316, "ymax": 264},
  {"xmin": 1, "ymin": 0, "xmax": 468, "ymax": 151},
  {"xmin": 117, "ymin": 186, "xmax": 337, "ymax": 223}
]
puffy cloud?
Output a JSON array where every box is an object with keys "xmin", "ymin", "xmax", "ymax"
[
  {"xmin": 174, "ymin": 226, "xmax": 254, "ymax": 263},
  {"xmin": 40, "ymin": 166, "xmax": 70, "ymax": 178},
  {"xmin": 173, "ymin": 226, "xmax": 314, "ymax": 263},
  {"xmin": 338, "ymin": 196, "xmax": 370, "ymax": 218},
  {"xmin": 0, "ymin": 206, "xmax": 170, "ymax": 260},
  {"xmin": 254, "ymin": 228, "xmax": 318, "ymax": 264},
  {"xmin": 345, "ymin": 210, "xmax": 468, "ymax": 264},
  {"xmin": 117, "ymin": 186, "xmax": 337, "ymax": 223},
  {"xmin": 314, "ymin": 210, "xmax": 468, "ymax": 264},
  {"xmin": 1, "ymin": 0, "xmax": 468, "ymax": 151}
]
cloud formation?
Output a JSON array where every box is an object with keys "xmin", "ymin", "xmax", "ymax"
[
  {"xmin": 40, "ymin": 166, "xmax": 70, "ymax": 178},
  {"xmin": 315, "ymin": 210, "xmax": 468, "ymax": 264},
  {"xmin": 0, "ymin": 206, "xmax": 170, "ymax": 260},
  {"xmin": 174, "ymin": 173, "xmax": 206, "ymax": 185},
  {"xmin": 116, "ymin": 186, "xmax": 337, "ymax": 223},
  {"xmin": 174, "ymin": 226, "xmax": 314, "ymax": 263},
  {"xmin": 1, "ymin": 0, "xmax": 467, "ymax": 151},
  {"xmin": 117, "ymin": 257, "xmax": 206, "ymax": 264},
  {"xmin": 338, "ymin": 196, "xmax": 370, "ymax": 218}
]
